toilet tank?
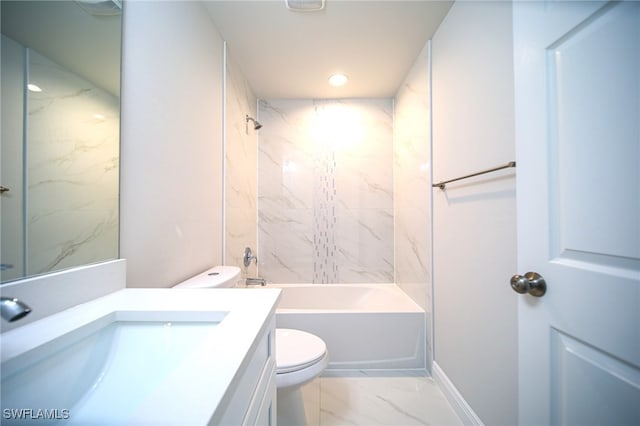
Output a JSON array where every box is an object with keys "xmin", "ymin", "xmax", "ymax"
[{"xmin": 173, "ymin": 266, "xmax": 241, "ymax": 289}]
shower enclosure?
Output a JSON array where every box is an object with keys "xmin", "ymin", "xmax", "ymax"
[{"xmin": 257, "ymin": 99, "xmax": 394, "ymax": 284}]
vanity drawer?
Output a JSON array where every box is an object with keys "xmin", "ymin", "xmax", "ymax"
[
  {"xmin": 215, "ymin": 316, "xmax": 276, "ymax": 425},
  {"xmin": 242, "ymin": 357, "xmax": 276, "ymax": 426}
]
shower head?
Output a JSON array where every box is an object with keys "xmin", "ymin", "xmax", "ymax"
[{"xmin": 246, "ymin": 115, "xmax": 263, "ymax": 133}]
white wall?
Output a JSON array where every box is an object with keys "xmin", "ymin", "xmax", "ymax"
[
  {"xmin": 120, "ymin": 1, "xmax": 225, "ymax": 288},
  {"xmin": 432, "ymin": 2, "xmax": 517, "ymax": 425}
]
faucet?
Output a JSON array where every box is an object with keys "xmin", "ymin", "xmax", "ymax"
[
  {"xmin": 1, "ymin": 297, "xmax": 32, "ymax": 322},
  {"xmin": 243, "ymin": 247, "xmax": 258, "ymax": 267},
  {"xmin": 245, "ymin": 277, "xmax": 266, "ymax": 287},
  {"xmin": 242, "ymin": 247, "xmax": 265, "ymax": 286}
]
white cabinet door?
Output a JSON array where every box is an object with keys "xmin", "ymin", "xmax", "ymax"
[{"xmin": 513, "ymin": 1, "xmax": 640, "ymax": 425}]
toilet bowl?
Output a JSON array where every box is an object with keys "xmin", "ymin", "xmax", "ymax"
[
  {"xmin": 173, "ymin": 267, "xmax": 328, "ymax": 425},
  {"xmin": 275, "ymin": 328, "xmax": 329, "ymax": 426}
]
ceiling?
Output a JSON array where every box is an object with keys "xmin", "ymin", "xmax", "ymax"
[
  {"xmin": 0, "ymin": 1, "xmax": 121, "ymax": 97},
  {"xmin": 204, "ymin": 0, "xmax": 453, "ymax": 99},
  {"xmin": 1, "ymin": 1, "xmax": 452, "ymax": 100}
]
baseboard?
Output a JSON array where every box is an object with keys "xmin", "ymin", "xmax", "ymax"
[
  {"xmin": 432, "ymin": 361, "xmax": 484, "ymax": 426},
  {"xmin": 322, "ymin": 368, "xmax": 428, "ymax": 378}
]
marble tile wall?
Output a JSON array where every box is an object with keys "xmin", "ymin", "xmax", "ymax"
[
  {"xmin": 27, "ymin": 49, "xmax": 119, "ymax": 276},
  {"xmin": 224, "ymin": 51, "xmax": 258, "ymax": 279},
  {"xmin": 258, "ymin": 99, "xmax": 394, "ymax": 283},
  {"xmin": 393, "ymin": 42, "xmax": 432, "ymax": 310},
  {"xmin": 393, "ymin": 41, "xmax": 433, "ymax": 368}
]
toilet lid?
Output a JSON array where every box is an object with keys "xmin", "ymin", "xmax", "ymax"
[
  {"xmin": 173, "ymin": 266, "xmax": 240, "ymax": 289},
  {"xmin": 276, "ymin": 328, "xmax": 327, "ymax": 374}
]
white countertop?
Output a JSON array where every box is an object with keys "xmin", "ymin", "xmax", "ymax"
[{"xmin": 1, "ymin": 287, "xmax": 281, "ymax": 425}]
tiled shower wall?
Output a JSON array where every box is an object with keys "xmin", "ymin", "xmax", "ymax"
[
  {"xmin": 393, "ymin": 41, "xmax": 432, "ymax": 370},
  {"xmin": 224, "ymin": 51, "xmax": 258, "ymax": 278},
  {"xmin": 393, "ymin": 41, "xmax": 431, "ymax": 312},
  {"xmin": 258, "ymin": 99, "xmax": 394, "ymax": 284},
  {"xmin": 27, "ymin": 48, "xmax": 119, "ymax": 276}
]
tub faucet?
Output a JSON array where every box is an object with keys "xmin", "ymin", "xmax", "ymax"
[
  {"xmin": 246, "ymin": 277, "xmax": 266, "ymax": 287},
  {"xmin": 1, "ymin": 297, "xmax": 32, "ymax": 322}
]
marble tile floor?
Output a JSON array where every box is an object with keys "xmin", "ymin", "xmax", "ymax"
[{"xmin": 299, "ymin": 376, "xmax": 463, "ymax": 426}]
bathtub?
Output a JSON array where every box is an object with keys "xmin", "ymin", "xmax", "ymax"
[{"xmin": 262, "ymin": 284, "xmax": 426, "ymax": 374}]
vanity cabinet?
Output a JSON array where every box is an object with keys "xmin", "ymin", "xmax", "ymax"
[
  {"xmin": 214, "ymin": 315, "xmax": 277, "ymax": 426},
  {"xmin": 1, "ymin": 276, "xmax": 281, "ymax": 425}
]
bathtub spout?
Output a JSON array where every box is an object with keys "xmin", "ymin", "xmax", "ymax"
[
  {"xmin": 246, "ymin": 277, "xmax": 266, "ymax": 287},
  {"xmin": 1, "ymin": 297, "xmax": 31, "ymax": 322}
]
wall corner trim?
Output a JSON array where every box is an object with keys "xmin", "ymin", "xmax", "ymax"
[{"xmin": 432, "ymin": 361, "xmax": 484, "ymax": 426}]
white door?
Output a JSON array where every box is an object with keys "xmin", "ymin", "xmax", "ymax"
[{"xmin": 513, "ymin": 1, "xmax": 640, "ymax": 425}]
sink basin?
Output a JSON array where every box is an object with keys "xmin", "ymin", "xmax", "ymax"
[
  {"xmin": 1, "ymin": 311, "xmax": 226, "ymax": 424},
  {"xmin": 0, "ymin": 287, "xmax": 281, "ymax": 425}
]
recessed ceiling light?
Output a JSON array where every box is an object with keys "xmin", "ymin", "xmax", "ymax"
[
  {"xmin": 286, "ymin": 0, "xmax": 325, "ymax": 12},
  {"xmin": 328, "ymin": 73, "xmax": 348, "ymax": 87},
  {"xmin": 27, "ymin": 83, "xmax": 42, "ymax": 92}
]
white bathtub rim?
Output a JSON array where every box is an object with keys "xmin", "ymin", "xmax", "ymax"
[{"xmin": 263, "ymin": 283, "xmax": 425, "ymax": 313}]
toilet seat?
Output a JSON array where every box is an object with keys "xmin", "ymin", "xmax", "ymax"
[{"xmin": 276, "ymin": 328, "xmax": 327, "ymax": 374}]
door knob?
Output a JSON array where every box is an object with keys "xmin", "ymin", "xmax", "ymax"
[{"xmin": 510, "ymin": 272, "xmax": 546, "ymax": 297}]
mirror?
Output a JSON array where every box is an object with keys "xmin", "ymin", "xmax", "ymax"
[{"xmin": 1, "ymin": 1, "xmax": 122, "ymax": 283}]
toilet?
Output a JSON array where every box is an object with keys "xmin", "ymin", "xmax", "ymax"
[
  {"xmin": 173, "ymin": 266, "xmax": 328, "ymax": 426},
  {"xmin": 172, "ymin": 265, "xmax": 242, "ymax": 289},
  {"xmin": 275, "ymin": 328, "xmax": 328, "ymax": 426}
]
